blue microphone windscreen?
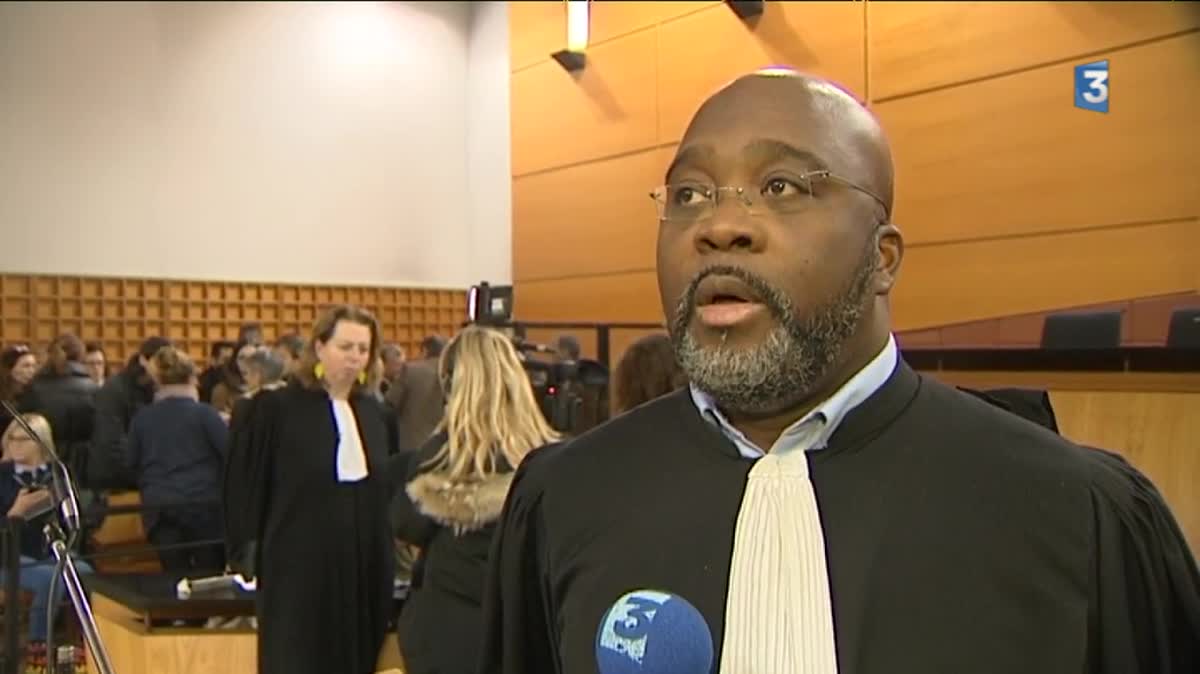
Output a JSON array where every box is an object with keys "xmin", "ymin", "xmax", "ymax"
[{"xmin": 595, "ymin": 589, "xmax": 714, "ymax": 674}]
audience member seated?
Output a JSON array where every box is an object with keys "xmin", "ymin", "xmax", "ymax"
[
  {"xmin": 610, "ymin": 333, "xmax": 688, "ymax": 415},
  {"xmin": 379, "ymin": 342, "xmax": 406, "ymax": 396},
  {"xmin": 272, "ymin": 332, "xmax": 305, "ymax": 380},
  {"xmin": 20, "ymin": 334, "xmax": 98, "ymax": 482},
  {"xmin": 0, "ymin": 413, "xmax": 93, "ymax": 646},
  {"xmin": 229, "ymin": 348, "xmax": 288, "ymax": 426},
  {"xmin": 89, "ymin": 336, "xmax": 169, "ymax": 490},
  {"xmin": 0, "ymin": 344, "xmax": 38, "ymax": 432},
  {"xmin": 392, "ymin": 326, "xmax": 561, "ymax": 674},
  {"xmin": 237, "ymin": 322, "xmax": 265, "ymax": 347},
  {"xmin": 209, "ymin": 340, "xmax": 262, "ymax": 417},
  {"xmin": 126, "ymin": 346, "xmax": 228, "ymax": 574},
  {"xmin": 198, "ymin": 340, "xmax": 236, "ymax": 404},
  {"xmin": 83, "ymin": 341, "xmax": 106, "ymax": 387}
]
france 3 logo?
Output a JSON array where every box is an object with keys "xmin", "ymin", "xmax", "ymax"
[{"xmin": 1074, "ymin": 59, "xmax": 1109, "ymax": 113}]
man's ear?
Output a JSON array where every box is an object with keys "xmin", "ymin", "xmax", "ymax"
[{"xmin": 873, "ymin": 223, "xmax": 904, "ymax": 294}]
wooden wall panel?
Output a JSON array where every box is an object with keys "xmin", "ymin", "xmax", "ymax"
[
  {"xmin": 0, "ymin": 273, "xmax": 465, "ymax": 367},
  {"xmin": 657, "ymin": 1, "xmax": 866, "ymax": 143},
  {"xmin": 522, "ymin": 327, "xmax": 599, "ymax": 361},
  {"xmin": 590, "ymin": 1, "xmax": 716, "ymax": 45},
  {"xmin": 869, "ymin": 1, "xmax": 1200, "ymax": 100},
  {"xmin": 515, "ymin": 272, "xmax": 661, "ymax": 324},
  {"xmin": 509, "ymin": 1, "xmax": 565, "ymax": 72},
  {"xmin": 511, "ymin": 29, "xmax": 660, "ymax": 176},
  {"xmin": 1050, "ymin": 390, "xmax": 1200, "ymax": 554},
  {"xmin": 513, "ymin": 146, "xmax": 671, "ymax": 282},
  {"xmin": 509, "ymin": 2, "xmax": 1199, "ymax": 331},
  {"xmin": 893, "ymin": 219, "xmax": 1200, "ymax": 331},
  {"xmin": 509, "ymin": 2, "xmax": 717, "ymax": 74},
  {"xmin": 878, "ymin": 33, "xmax": 1200, "ymax": 246}
]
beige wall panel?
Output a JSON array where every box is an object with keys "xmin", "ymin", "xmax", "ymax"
[
  {"xmin": 892, "ymin": 219, "xmax": 1200, "ymax": 331},
  {"xmin": 515, "ymin": 272, "xmax": 663, "ymax": 323},
  {"xmin": 657, "ymin": 1, "xmax": 866, "ymax": 143},
  {"xmin": 590, "ymin": 1, "xmax": 717, "ymax": 44},
  {"xmin": 511, "ymin": 30, "xmax": 659, "ymax": 176},
  {"xmin": 869, "ymin": 1, "xmax": 1200, "ymax": 100},
  {"xmin": 513, "ymin": 146, "xmax": 673, "ymax": 282},
  {"xmin": 878, "ymin": 33, "xmax": 1200, "ymax": 246},
  {"xmin": 510, "ymin": 1, "xmax": 565, "ymax": 72}
]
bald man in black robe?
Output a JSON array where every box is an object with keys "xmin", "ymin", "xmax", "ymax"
[{"xmin": 479, "ymin": 69, "xmax": 1200, "ymax": 674}]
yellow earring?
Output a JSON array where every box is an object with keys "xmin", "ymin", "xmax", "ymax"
[
  {"xmin": 313, "ymin": 363, "xmax": 325, "ymax": 379},
  {"xmin": 357, "ymin": 370, "xmax": 367, "ymax": 385}
]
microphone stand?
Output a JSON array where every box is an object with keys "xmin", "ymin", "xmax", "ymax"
[{"xmin": 0, "ymin": 401, "xmax": 116, "ymax": 674}]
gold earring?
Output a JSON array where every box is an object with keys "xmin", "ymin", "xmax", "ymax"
[
  {"xmin": 357, "ymin": 370, "xmax": 367, "ymax": 385},
  {"xmin": 314, "ymin": 363, "xmax": 325, "ymax": 379}
]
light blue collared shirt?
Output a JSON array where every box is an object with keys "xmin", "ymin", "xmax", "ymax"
[{"xmin": 690, "ymin": 334, "xmax": 899, "ymax": 458}]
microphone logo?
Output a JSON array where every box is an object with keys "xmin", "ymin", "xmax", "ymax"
[{"xmin": 595, "ymin": 589, "xmax": 714, "ymax": 674}]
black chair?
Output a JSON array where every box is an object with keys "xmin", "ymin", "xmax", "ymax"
[
  {"xmin": 1040, "ymin": 311, "xmax": 1122, "ymax": 349},
  {"xmin": 1166, "ymin": 308, "xmax": 1200, "ymax": 348}
]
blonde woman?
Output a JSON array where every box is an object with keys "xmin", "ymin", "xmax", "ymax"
[
  {"xmin": 0, "ymin": 414, "xmax": 93, "ymax": 645},
  {"xmin": 392, "ymin": 326, "xmax": 560, "ymax": 674}
]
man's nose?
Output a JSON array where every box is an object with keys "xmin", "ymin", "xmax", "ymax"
[{"xmin": 693, "ymin": 201, "xmax": 764, "ymax": 254}]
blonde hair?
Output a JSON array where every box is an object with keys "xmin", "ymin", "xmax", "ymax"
[
  {"xmin": 151, "ymin": 345, "xmax": 197, "ymax": 386},
  {"xmin": 2, "ymin": 413, "xmax": 56, "ymax": 463},
  {"xmin": 427, "ymin": 326, "xmax": 560, "ymax": 481}
]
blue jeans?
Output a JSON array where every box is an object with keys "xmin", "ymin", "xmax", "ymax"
[{"xmin": 18, "ymin": 555, "xmax": 94, "ymax": 641}]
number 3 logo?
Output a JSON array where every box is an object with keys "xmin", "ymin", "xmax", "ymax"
[{"xmin": 1081, "ymin": 69, "xmax": 1109, "ymax": 104}]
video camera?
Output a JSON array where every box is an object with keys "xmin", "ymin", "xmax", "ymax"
[{"xmin": 465, "ymin": 281, "xmax": 610, "ymax": 436}]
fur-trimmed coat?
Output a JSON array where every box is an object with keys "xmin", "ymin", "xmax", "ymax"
[{"xmin": 391, "ymin": 432, "xmax": 517, "ymax": 674}]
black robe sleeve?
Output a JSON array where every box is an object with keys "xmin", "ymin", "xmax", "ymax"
[
  {"xmin": 222, "ymin": 390, "xmax": 279, "ymax": 579},
  {"xmin": 390, "ymin": 435, "xmax": 441, "ymax": 547},
  {"xmin": 478, "ymin": 444, "xmax": 562, "ymax": 674},
  {"xmin": 1087, "ymin": 447, "xmax": 1200, "ymax": 673}
]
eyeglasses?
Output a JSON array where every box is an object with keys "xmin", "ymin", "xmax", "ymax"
[{"xmin": 649, "ymin": 170, "xmax": 888, "ymax": 223}]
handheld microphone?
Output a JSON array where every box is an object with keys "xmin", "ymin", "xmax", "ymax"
[{"xmin": 595, "ymin": 589, "xmax": 714, "ymax": 674}]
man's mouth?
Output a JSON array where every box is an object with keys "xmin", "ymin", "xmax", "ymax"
[{"xmin": 692, "ymin": 275, "xmax": 767, "ymax": 329}]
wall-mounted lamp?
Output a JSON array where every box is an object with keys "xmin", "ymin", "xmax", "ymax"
[
  {"xmin": 551, "ymin": 0, "xmax": 589, "ymax": 72},
  {"xmin": 725, "ymin": 0, "xmax": 765, "ymax": 21}
]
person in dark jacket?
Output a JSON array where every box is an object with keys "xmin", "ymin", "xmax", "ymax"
[
  {"xmin": 127, "ymin": 345, "xmax": 228, "ymax": 573},
  {"xmin": 20, "ymin": 334, "xmax": 98, "ymax": 481},
  {"xmin": 392, "ymin": 326, "xmax": 560, "ymax": 674},
  {"xmin": 386, "ymin": 335, "xmax": 446, "ymax": 452},
  {"xmin": 88, "ymin": 336, "xmax": 169, "ymax": 490}
]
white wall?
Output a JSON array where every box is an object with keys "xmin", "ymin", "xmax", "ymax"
[
  {"xmin": 0, "ymin": 1, "xmax": 511, "ymax": 288},
  {"xmin": 466, "ymin": 1, "xmax": 512, "ymax": 287}
]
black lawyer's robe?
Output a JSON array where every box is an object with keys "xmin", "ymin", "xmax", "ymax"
[
  {"xmin": 480, "ymin": 362, "xmax": 1200, "ymax": 674},
  {"xmin": 224, "ymin": 383, "xmax": 396, "ymax": 674}
]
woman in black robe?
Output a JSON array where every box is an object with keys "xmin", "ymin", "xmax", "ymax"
[{"xmin": 224, "ymin": 305, "xmax": 397, "ymax": 674}]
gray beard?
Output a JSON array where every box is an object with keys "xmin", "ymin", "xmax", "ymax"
[{"xmin": 670, "ymin": 248, "xmax": 877, "ymax": 417}]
